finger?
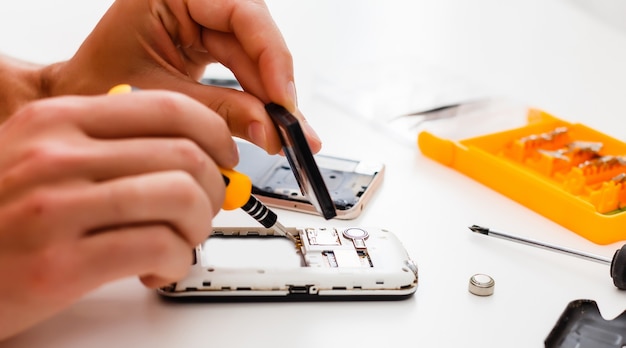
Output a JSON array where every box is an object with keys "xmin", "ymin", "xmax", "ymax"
[
  {"xmin": 97, "ymin": 171, "xmax": 216, "ymax": 246},
  {"xmin": 97, "ymin": 80, "xmax": 282, "ymax": 153},
  {"xmin": 186, "ymin": 0, "xmax": 296, "ymax": 111},
  {"xmin": 87, "ymin": 138, "xmax": 224, "ymax": 189},
  {"xmin": 76, "ymin": 224, "xmax": 194, "ymax": 290},
  {"xmin": 86, "ymin": 171, "xmax": 216, "ymax": 247},
  {"xmin": 40, "ymin": 92, "xmax": 239, "ymax": 168},
  {"xmin": 166, "ymin": 83, "xmax": 284, "ymax": 154},
  {"xmin": 200, "ymin": 30, "xmax": 268, "ymax": 102},
  {"xmin": 156, "ymin": 83, "xmax": 320, "ymax": 154},
  {"xmin": 0, "ymin": 138, "xmax": 224, "ymax": 204},
  {"xmin": 11, "ymin": 171, "xmax": 216, "ymax": 247}
]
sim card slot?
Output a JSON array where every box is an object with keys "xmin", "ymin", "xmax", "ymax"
[{"xmin": 323, "ymin": 251, "xmax": 339, "ymax": 267}]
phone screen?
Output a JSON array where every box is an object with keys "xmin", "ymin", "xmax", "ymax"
[{"xmin": 235, "ymin": 140, "xmax": 383, "ymax": 213}]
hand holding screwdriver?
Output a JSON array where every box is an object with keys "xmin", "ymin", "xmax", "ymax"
[
  {"xmin": 109, "ymin": 84, "xmax": 296, "ymax": 243},
  {"xmin": 220, "ymin": 168, "xmax": 296, "ymax": 243}
]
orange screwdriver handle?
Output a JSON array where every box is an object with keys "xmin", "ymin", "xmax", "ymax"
[
  {"xmin": 219, "ymin": 167, "xmax": 252, "ymax": 210},
  {"xmin": 107, "ymin": 84, "xmax": 136, "ymax": 94}
]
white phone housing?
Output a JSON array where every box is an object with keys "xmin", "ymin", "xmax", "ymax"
[{"xmin": 158, "ymin": 227, "xmax": 418, "ymax": 300}]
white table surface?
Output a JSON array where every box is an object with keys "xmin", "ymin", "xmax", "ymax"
[{"xmin": 2, "ymin": 0, "xmax": 626, "ymax": 347}]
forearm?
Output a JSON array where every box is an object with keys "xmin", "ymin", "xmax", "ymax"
[{"xmin": 0, "ymin": 54, "xmax": 50, "ymax": 122}]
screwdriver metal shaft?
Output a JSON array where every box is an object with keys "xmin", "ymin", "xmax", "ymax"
[
  {"xmin": 469, "ymin": 225, "xmax": 626, "ymax": 290},
  {"xmin": 241, "ymin": 195, "xmax": 297, "ymax": 243},
  {"xmin": 219, "ymin": 168, "xmax": 296, "ymax": 243},
  {"xmin": 469, "ymin": 225, "xmax": 612, "ymax": 265}
]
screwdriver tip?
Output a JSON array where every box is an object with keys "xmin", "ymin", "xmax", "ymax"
[{"xmin": 469, "ymin": 225, "xmax": 490, "ymax": 234}]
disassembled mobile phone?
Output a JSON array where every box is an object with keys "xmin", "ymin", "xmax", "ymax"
[
  {"xmin": 265, "ymin": 103, "xmax": 337, "ymax": 220},
  {"xmin": 157, "ymin": 227, "xmax": 418, "ymax": 301},
  {"xmin": 235, "ymin": 139, "xmax": 385, "ymax": 220}
]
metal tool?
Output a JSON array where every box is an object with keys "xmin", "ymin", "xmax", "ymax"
[
  {"xmin": 221, "ymin": 164, "xmax": 296, "ymax": 243},
  {"xmin": 390, "ymin": 98, "xmax": 492, "ymax": 129},
  {"xmin": 469, "ymin": 225, "xmax": 626, "ymax": 290}
]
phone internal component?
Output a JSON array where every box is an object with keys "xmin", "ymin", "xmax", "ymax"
[
  {"xmin": 322, "ymin": 251, "xmax": 338, "ymax": 267},
  {"xmin": 300, "ymin": 227, "xmax": 374, "ymax": 268},
  {"xmin": 287, "ymin": 285, "xmax": 313, "ymax": 295},
  {"xmin": 342, "ymin": 228, "xmax": 369, "ymax": 249},
  {"xmin": 357, "ymin": 250, "xmax": 374, "ymax": 267},
  {"xmin": 306, "ymin": 227, "xmax": 341, "ymax": 245},
  {"xmin": 315, "ymin": 249, "xmax": 373, "ymax": 268},
  {"xmin": 201, "ymin": 235, "xmax": 304, "ymax": 269},
  {"xmin": 332, "ymin": 249, "xmax": 368, "ymax": 268}
]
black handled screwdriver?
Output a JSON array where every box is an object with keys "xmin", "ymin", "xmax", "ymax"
[{"xmin": 469, "ymin": 225, "xmax": 626, "ymax": 290}]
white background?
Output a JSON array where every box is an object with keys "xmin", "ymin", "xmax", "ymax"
[{"xmin": 2, "ymin": 0, "xmax": 626, "ymax": 347}]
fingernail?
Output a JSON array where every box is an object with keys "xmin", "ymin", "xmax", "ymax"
[
  {"xmin": 247, "ymin": 121, "xmax": 267, "ymax": 149},
  {"xmin": 285, "ymin": 81, "xmax": 298, "ymax": 112},
  {"xmin": 231, "ymin": 139, "xmax": 240, "ymax": 163},
  {"xmin": 301, "ymin": 119, "xmax": 321, "ymax": 145},
  {"xmin": 293, "ymin": 109, "xmax": 321, "ymax": 146}
]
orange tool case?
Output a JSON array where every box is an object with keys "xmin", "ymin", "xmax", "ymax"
[{"xmin": 418, "ymin": 109, "xmax": 626, "ymax": 245}]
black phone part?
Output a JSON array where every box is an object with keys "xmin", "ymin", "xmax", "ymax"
[
  {"xmin": 264, "ymin": 103, "xmax": 336, "ymax": 219},
  {"xmin": 545, "ymin": 299, "xmax": 626, "ymax": 348}
]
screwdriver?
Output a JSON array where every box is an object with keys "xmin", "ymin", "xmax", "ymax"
[
  {"xmin": 219, "ymin": 168, "xmax": 296, "ymax": 243},
  {"xmin": 469, "ymin": 225, "xmax": 626, "ymax": 290},
  {"xmin": 108, "ymin": 84, "xmax": 296, "ymax": 243}
]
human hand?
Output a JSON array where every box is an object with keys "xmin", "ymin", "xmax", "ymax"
[
  {"xmin": 0, "ymin": 90, "xmax": 236, "ymax": 340},
  {"xmin": 43, "ymin": 0, "xmax": 321, "ymax": 155}
]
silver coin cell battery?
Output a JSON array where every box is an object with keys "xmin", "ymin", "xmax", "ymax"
[{"xmin": 468, "ymin": 274, "xmax": 495, "ymax": 296}]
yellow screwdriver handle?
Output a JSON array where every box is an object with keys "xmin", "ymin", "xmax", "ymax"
[
  {"xmin": 107, "ymin": 84, "xmax": 253, "ymax": 211},
  {"xmin": 219, "ymin": 167, "xmax": 252, "ymax": 210},
  {"xmin": 107, "ymin": 83, "xmax": 136, "ymax": 94}
]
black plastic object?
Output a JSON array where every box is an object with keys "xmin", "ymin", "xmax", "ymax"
[
  {"xmin": 610, "ymin": 246, "xmax": 626, "ymax": 290},
  {"xmin": 545, "ymin": 299, "xmax": 626, "ymax": 348},
  {"xmin": 265, "ymin": 103, "xmax": 336, "ymax": 220}
]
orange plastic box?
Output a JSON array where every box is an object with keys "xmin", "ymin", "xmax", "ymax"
[{"xmin": 418, "ymin": 109, "xmax": 626, "ymax": 245}]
